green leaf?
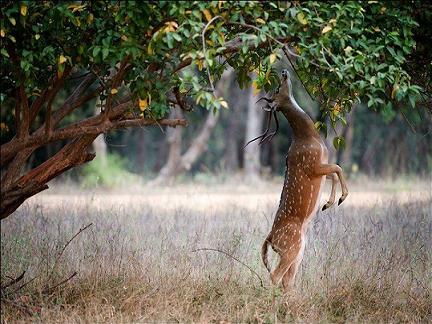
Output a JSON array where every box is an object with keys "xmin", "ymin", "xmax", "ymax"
[
  {"xmin": 333, "ymin": 136, "xmax": 346, "ymax": 150},
  {"xmin": 166, "ymin": 33, "xmax": 174, "ymax": 49},
  {"xmin": 172, "ymin": 33, "xmax": 182, "ymax": 42},
  {"xmin": 102, "ymin": 48, "xmax": 109, "ymax": 60},
  {"xmin": 408, "ymin": 95, "xmax": 416, "ymax": 108},
  {"xmin": 1, "ymin": 48, "xmax": 9, "ymax": 58},
  {"xmin": 92, "ymin": 47, "xmax": 101, "ymax": 58}
]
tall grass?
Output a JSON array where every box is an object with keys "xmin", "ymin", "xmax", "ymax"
[{"xmin": 1, "ymin": 182, "xmax": 431, "ymax": 323}]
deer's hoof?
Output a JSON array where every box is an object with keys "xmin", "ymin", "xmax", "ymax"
[
  {"xmin": 322, "ymin": 204, "xmax": 328, "ymax": 211},
  {"xmin": 338, "ymin": 197, "xmax": 344, "ymax": 206}
]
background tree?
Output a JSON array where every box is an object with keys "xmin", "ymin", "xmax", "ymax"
[
  {"xmin": 1, "ymin": 1, "xmax": 428, "ymax": 219},
  {"xmin": 244, "ymin": 86, "xmax": 264, "ymax": 183},
  {"xmin": 152, "ymin": 69, "xmax": 232, "ymax": 185}
]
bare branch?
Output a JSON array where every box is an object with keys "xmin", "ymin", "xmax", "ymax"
[
  {"xmin": 30, "ymin": 66, "xmax": 72, "ymax": 124},
  {"xmin": 1, "ymin": 115, "xmax": 186, "ymax": 161},
  {"xmin": 106, "ymin": 57, "xmax": 132, "ymax": 114},
  {"xmin": 42, "ymin": 272, "xmax": 77, "ymax": 295},
  {"xmin": 0, "ymin": 271, "xmax": 26, "ymax": 290},
  {"xmin": 47, "ymin": 223, "xmax": 93, "ymax": 282},
  {"xmin": 192, "ymin": 248, "xmax": 264, "ymax": 288},
  {"xmin": 52, "ymin": 73, "xmax": 97, "ymax": 126},
  {"xmin": 1, "ymin": 135, "xmax": 98, "ymax": 218}
]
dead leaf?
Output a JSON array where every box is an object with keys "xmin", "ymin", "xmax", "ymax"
[
  {"xmin": 322, "ymin": 25, "xmax": 332, "ymax": 34},
  {"xmin": 203, "ymin": 9, "xmax": 212, "ymax": 22}
]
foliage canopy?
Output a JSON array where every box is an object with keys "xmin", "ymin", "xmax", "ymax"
[
  {"xmin": 0, "ymin": 1, "xmax": 429, "ymax": 218},
  {"xmin": 1, "ymin": 1, "xmax": 424, "ymax": 125}
]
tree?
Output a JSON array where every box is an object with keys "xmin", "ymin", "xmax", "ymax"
[
  {"xmin": 244, "ymin": 86, "xmax": 264, "ymax": 183},
  {"xmin": 152, "ymin": 69, "xmax": 232, "ymax": 185},
  {"xmin": 0, "ymin": 1, "xmax": 426, "ymax": 219},
  {"xmin": 92, "ymin": 98, "xmax": 107, "ymax": 167}
]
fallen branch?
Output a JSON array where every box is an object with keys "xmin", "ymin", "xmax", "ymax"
[
  {"xmin": 42, "ymin": 272, "xmax": 77, "ymax": 295},
  {"xmin": 0, "ymin": 271, "xmax": 26, "ymax": 290},
  {"xmin": 192, "ymin": 247, "xmax": 265, "ymax": 288},
  {"xmin": 47, "ymin": 223, "xmax": 93, "ymax": 282}
]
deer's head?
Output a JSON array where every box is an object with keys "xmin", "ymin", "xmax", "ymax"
[
  {"xmin": 244, "ymin": 70, "xmax": 293, "ymax": 148},
  {"xmin": 272, "ymin": 69, "xmax": 293, "ymax": 111}
]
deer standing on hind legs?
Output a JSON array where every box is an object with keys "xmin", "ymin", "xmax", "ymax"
[{"xmin": 257, "ymin": 69, "xmax": 349, "ymax": 291}]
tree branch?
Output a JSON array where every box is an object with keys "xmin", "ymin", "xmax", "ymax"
[
  {"xmin": 30, "ymin": 66, "xmax": 72, "ymax": 124},
  {"xmin": 18, "ymin": 85, "xmax": 30, "ymax": 138},
  {"xmin": 106, "ymin": 57, "xmax": 132, "ymax": 114},
  {"xmin": 172, "ymin": 35, "xmax": 292, "ymax": 74},
  {"xmin": 52, "ymin": 73, "xmax": 97, "ymax": 127},
  {"xmin": 0, "ymin": 92, "xmax": 126, "ymax": 167},
  {"xmin": 1, "ymin": 115, "xmax": 187, "ymax": 163},
  {"xmin": 14, "ymin": 88, "xmax": 21, "ymax": 138}
]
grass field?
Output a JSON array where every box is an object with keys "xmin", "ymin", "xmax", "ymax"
[{"xmin": 1, "ymin": 177, "xmax": 431, "ymax": 323}]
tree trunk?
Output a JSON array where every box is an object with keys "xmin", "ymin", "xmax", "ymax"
[
  {"xmin": 336, "ymin": 112, "xmax": 354, "ymax": 168},
  {"xmin": 135, "ymin": 129, "xmax": 148, "ymax": 174},
  {"xmin": 243, "ymin": 86, "xmax": 264, "ymax": 183},
  {"xmin": 152, "ymin": 69, "xmax": 233, "ymax": 185},
  {"xmin": 1, "ymin": 135, "xmax": 97, "ymax": 218},
  {"xmin": 152, "ymin": 107, "xmax": 184, "ymax": 183},
  {"xmin": 223, "ymin": 81, "xmax": 243, "ymax": 173},
  {"xmin": 93, "ymin": 99, "xmax": 108, "ymax": 167}
]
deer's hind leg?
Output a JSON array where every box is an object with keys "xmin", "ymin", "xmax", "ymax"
[
  {"xmin": 282, "ymin": 235, "xmax": 306, "ymax": 290},
  {"xmin": 270, "ymin": 231, "xmax": 303, "ymax": 287}
]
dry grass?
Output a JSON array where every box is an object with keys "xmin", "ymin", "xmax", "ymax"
[{"xmin": 1, "ymin": 178, "xmax": 431, "ymax": 323}]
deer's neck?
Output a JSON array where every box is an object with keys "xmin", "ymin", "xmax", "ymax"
[{"xmin": 280, "ymin": 94, "xmax": 319, "ymax": 140}]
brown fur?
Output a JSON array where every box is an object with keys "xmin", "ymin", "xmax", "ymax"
[{"xmin": 262, "ymin": 70, "xmax": 349, "ymax": 291}]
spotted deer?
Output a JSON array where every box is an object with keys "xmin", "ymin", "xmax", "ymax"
[{"xmin": 259, "ymin": 69, "xmax": 349, "ymax": 291}]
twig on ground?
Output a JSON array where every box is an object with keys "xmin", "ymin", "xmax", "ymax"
[
  {"xmin": 192, "ymin": 247, "xmax": 265, "ymax": 288},
  {"xmin": 1, "ymin": 271, "xmax": 26, "ymax": 291},
  {"xmin": 47, "ymin": 223, "xmax": 93, "ymax": 282},
  {"xmin": 42, "ymin": 271, "xmax": 77, "ymax": 295},
  {"xmin": 13, "ymin": 275, "xmax": 38, "ymax": 295}
]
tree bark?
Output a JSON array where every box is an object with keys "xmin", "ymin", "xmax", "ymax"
[
  {"xmin": 1, "ymin": 135, "xmax": 97, "ymax": 219},
  {"xmin": 243, "ymin": 86, "xmax": 264, "ymax": 183}
]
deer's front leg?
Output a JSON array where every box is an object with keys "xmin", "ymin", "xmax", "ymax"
[
  {"xmin": 312, "ymin": 164, "xmax": 348, "ymax": 205},
  {"xmin": 322, "ymin": 174, "xmax": 338, "ymax": 211}
]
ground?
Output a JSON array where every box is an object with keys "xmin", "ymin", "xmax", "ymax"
[{"xmin": 1, "ymin": 177, "xmax": 431, "ymax": 323}]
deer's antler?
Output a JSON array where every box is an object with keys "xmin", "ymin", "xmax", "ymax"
[{"xmin": 244, "ymin": 97, "xmax": 279, "ymax": 148}]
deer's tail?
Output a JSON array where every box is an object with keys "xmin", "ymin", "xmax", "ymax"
[{"xmin": 261, "ymin": 236, "xmax": 272, "ymax": 273}]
